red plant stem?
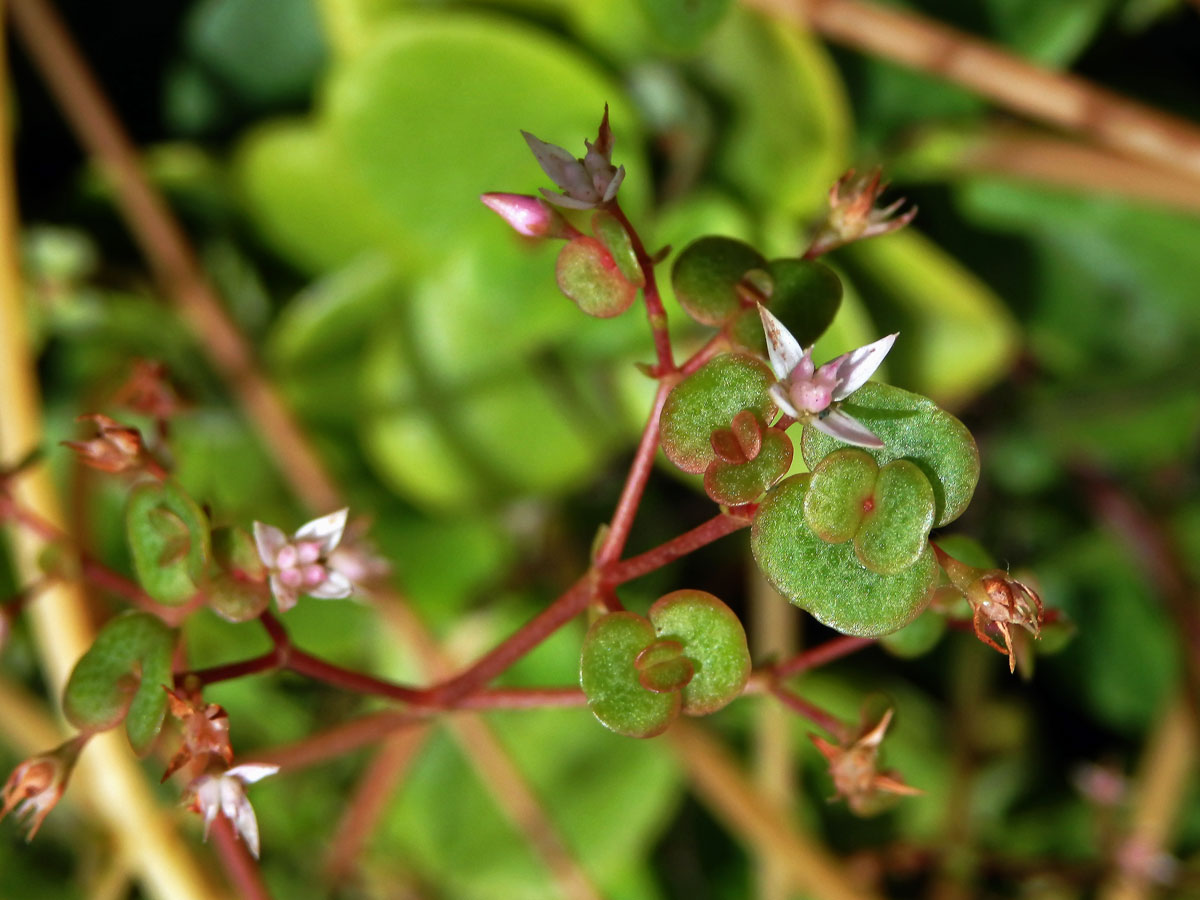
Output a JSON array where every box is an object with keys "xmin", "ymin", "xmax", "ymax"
[
  {"xmin": 770, "ymin": 684, "xmax": 847, "ymax": 738},
  {"xmin": 411, "ymin": 577, "xmax": 594, "ymax": 706},
  {"xmin": 608, "ymin": 201, "xmax": 675, "ymax": 376},
  {"xmin": 185, "ymin": 651, "xmax": 283, "ymax": 687},
  {"xmin": 286, "ymin": 648, "xmax": 431, "ymax": 704},
  {"xmin": 209, "ymin": 815, "xmax": 274, "ymax": 900},
  {"xmin": 771, "ymin": 635, "xmax": 875, "ymax": 679},
  {"xmin": 680, "ymin": 332, "xmax": 731, "ymax": 377},
  {"xmin": 456, "ymin": 687, "xmax": 586, "ymax": 710},
  {"xmin": 593, "ymin": 381, "xmax": 671, "ymax": 569},
  {"xmin": 605, "ymin": 513, "xmax": 752, "ymax": 586}
]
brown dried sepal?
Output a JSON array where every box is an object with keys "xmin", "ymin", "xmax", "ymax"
[
  {"xmin": 162, "ymin": 685, "xmax": 233, "ymax": 782},
  {"xmin": 810, "ymin": 709, "xmax": 922, "ymax": 817},
  {"xmin": 968, "ymin": 573, "xmax": 1044, "ymax": 674},
  {"xmin": 62, "ymin": 414, "xmax": 144, "ymax": 473}
]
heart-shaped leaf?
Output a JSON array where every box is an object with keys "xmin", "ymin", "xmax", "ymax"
[
  {"xmin": 556, "ymin": 235, "xmax": 638, "ymax": 318},
  {"xmin": 731, "ymin": 258, "xmax": 842, "ymax": 354},
  {"xmin": 648, "ymin": 591, "xmax": 750, "ymax": 715},
  {"xmin": 126, "ymin": 480, "xmax": 211, "ymax": 606},
  {"xmin": 634, "ymin": 640, "xmax": 695, "ymax": 693},
  {"xmin": 801, "ymin": 382, "xmax": 979, "ymax": 526},
  {"xmin": 671, "ymin": 235, "xmax": 765, "ymax": 326},
  {"xmin": 581, "ymin": 612, "xmax": 680, "ymax": 738},
  {"xmin": 660, "ymin": 354, "xmax": 775, "ymax": 474},
  {"xmin": 752, "ymin": 475, "xmax": 937, "ymax": 636},
  {"xmin": 853, "ymin": 459, "xmax": 936, "ymax": 575},
  {"xmin": 63, "ymin": 612, "xmax": 176, "ymax": 756},
  {"xmin": 704, "ymin": 427, "xmax": 793, "ymax": 506},
  {"xmin": 803, "ymin": 448, "xmax": 878, "ymax": 544}
]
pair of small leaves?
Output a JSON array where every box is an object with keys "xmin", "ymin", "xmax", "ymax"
[
  {"xmin": 580, "ymin": 591, "xmax": 750, "ymax": 738},
  {"xmin": 62, "ymin": 612, "xmax": 176, "ymax": 756},
  {"xmin": 556, "ymin": 211, "xmax": 643, "ymax": 318},
  {"xmin": 704, "ymin": 410, "xmax": 793, "ymax": 506},
  {"xmin": 804, "ymin": 448, "xmax": 934, "ymax": 574},
  {"xmin": 670, "ymin": 236, "xmax": 841, "ymax": 350}
]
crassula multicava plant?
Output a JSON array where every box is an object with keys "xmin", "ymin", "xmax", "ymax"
[{"xmin": 1, "ymin": 108, "xmax": 1050, "ymax": 868}]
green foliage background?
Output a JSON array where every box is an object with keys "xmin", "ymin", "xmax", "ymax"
[{"xmin": 4, "ymin": 0, "xmax": 1200, "ymax": 896}]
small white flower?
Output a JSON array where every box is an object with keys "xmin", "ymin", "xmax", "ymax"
[
  {"xmin": 188, "ymin": 763, "xmax": 279, "ymax": 859},
  {"xmin": 253, "ymin": 509, "xmax": 352, "ymax": 612},
  {"xmin": 758, "ymin": 304, "xmax": 897, "ymax": 449},
  {"xmin": 521, "ymin": 105, "xmax": 625, "ymax": 211}
]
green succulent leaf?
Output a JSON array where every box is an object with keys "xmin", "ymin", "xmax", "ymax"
[
  {"xmin": 853, "ymin": 460, "xmax": 937, "ymax": 575},
  {"xmin": 63, "ymin": 612, "xmax": 176, "ymax": 756},
  {"xmin": 592, "ymin": 210, "xmax": 644, "ymax": 287},
  {"xmin": 801, "ymin": 382, "xmax": 979, "ymax": 526},
  {"xmin": 634, "ymin": 640, "xmax": 695, "ymax": 693},
  {"xmin": 879, "ymin": 608, "xmax": 947, "ymax": 659},
  {"xmin": 704, "ymin": 427, "xmax": 793, "ymax": 506},
  {"xmin": 126, "ymin": 480, "xmax": 211, "ymax": 606},
  {"xmin": 671, "ymin": 235, "xmax": 765, "ymax": 326},
  {"xmin": 580, "ymin": 612, "xmax": 679, "ymax": 738},
  {"xmin": 660, "ymin": 354, "xmax": 775, "ymax": 474},
  {"xmin": 752, "ymin": 475, "xmax": 937, "ymax": 636},
  {"xmin": 556, "ymin": 236, "xmax": 638, "ymax": 318},
  {"xmin": 803, "ymin": 448, "xmax": 878, "ymax": 544},
  {"xmin": 648, "ymin": 590, "xmax": 750, "ymax": 715},
  {"xmin": 207, "ymin": 526, "xmax": 270, "ymax": 623}
]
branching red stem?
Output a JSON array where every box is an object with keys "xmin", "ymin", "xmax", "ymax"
[
  {"xmin": 771, "ymin": 635, "xmax": 875, "ymax": 679},
  {"xmin": 608, "ymin": 201, "xmax": 675, "ymax": 375},
  {"xmin": 770, "ymin": 684, "xmax": 847, "ymax": 739},
  {"xmin": 606, "ymin": 513, "xmax": 753, "ymax": 586}
]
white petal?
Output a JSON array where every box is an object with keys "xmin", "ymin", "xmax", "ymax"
[
  {"xmin": 294, "ymin": 508, "xmax": 348, "ymax": 555},
  {"xmin": 228, "ymin": 763, "xmax": 280, "ymax": 785},
  {"xmin": 767, "ymin": 383, "xmax": 800, "ymax": 421},
  {"xmin": 538, "ymin": 188, "xmax": 596, "ymax": 210},
  {"xmin": 269, "ymin": 575, "xmax": 298, "ymax": 613},
  {"xmin": 218, "ymin": 777, "xmax": 244, "ymax": 823},
  {"xmin": 252, "ymin": 522, "xmax": 288, "ymax": 568},
  {"xmin": 601, "ymin": 164, "xmax": 625, "ymax": 202},
  {"xmin": 808, "ymin": 408, "xmax": 885, "ymax": 449},
  {"xmin": 521, "ymin": 132, "xmax": 590, "ymax": 195},
  {"xmin": 829, "ymin": 333, "xmax": 897, "ymax": 401},
  {"xmin": 307, "ymin": 571, "xmax": 353, "ymax": 600},
  {"xmin": 757, "ymin": 304, "xmax": 807, "ymax": 381},
  {"xmin": 234, "ymin": 799, "xmax": 262, "ymax": 859}
]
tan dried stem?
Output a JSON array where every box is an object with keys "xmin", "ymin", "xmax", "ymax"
[
  {"xmin": 671, "ymin": 720, "xmax": 885, "ymax": 900},
  {"xmin": 0, "ymin": 17, "xmax": 220, "ymax": 896},
  {"xmin": 747, "ymin": 0, "xmax": 1200, "ymax": 184},
  {"xmin": 1097, "ymin": 697, "xmax": 1196, "ymax": 900},
  {"xmin": 10, "ymin": 3, "xmax": 602, "ymax": 896}
]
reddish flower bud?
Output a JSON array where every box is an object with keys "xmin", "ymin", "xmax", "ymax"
[
  {"xmin": 62, "ymin": 414, "xmax": 144, "ymax": 473},
  {"xmin": 480, "ymin": 193, "xmax": 570, "ymax": 239},
  {"xmin": 807, "ymin": 168, "xmax": 916, "ymax": 258}
]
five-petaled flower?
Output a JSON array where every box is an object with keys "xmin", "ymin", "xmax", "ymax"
[
  {"xmin": 522, "ymin": 105, "xmax": 625, "ymax": 210},
  {"xmin": 253, "ymin": 509, "xmax": 353, "ymax": 613},
  {"xmin": 0, "ymin": 735, "xmax": 87, "ymax": 841},
  {"xmin": 757, "ymin": 303, "xmax": 897, "ymax": 448},
  {"xmin": 186, "ymin": 763, "xmax": 279, "ymax": 859}
]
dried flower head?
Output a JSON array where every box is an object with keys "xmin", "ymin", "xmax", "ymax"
[
  {"xmin": 253, "ymin": 509, "xmax": 353, "ymax": 612},
  {"xmin": 0, "ymin": 736, "xmax": 87, "ymax": 841},
  {"xmin": 162, "ymin": 686, "xmax": 233, "ymax": 782},
  {"xmin": 112, "ymin": 359, "xmax": 181, "ymax": 421},
  {"xmin": 186, "ymin": 763, "xmax": 279, "ymax": 859},
  {"xmin": 966, "ymin": 572, "xmax": 1044, "ymax": 673},
  {"xmin": 808, "ymin": 168, "xmax": 917, "ymax": 258},
  {"xmin": 810, "ymin": 709, "xmax": 921, "ymax": 816},
  {"xmin": 758, "ymin": 303, "xmax": 896, "ymax": 448},
  {"xmin": 522, "ymin": 105, "xmax": 626, "ymax": 210},
  {"xmin": 62, "ymin": 414, "xmax": 144, "ymax": 473}
]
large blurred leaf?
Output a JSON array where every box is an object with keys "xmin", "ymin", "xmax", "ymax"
[
  {"xmin": 839, "ymin": 228, "xmax": 1019, "ymax": 406},
  {"xmin": 379, "ymin": 709, "xmax": 680, "ymax": 900},
  {"xmin": 325, "ymin": 11, "xmax": 644, "ymax": 264}
]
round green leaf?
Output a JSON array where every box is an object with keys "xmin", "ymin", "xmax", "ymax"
[
  {"xmin": 670, "ymin": 236, "xmax": 765, "ymax": 326},
  {"xmin": 580, "ymin": 612, "xmax": 679, "ymax": 738},
  {"xmin": 854, "ymin": 460, "xmax": 937, "ymax": 575},
  {"xmin": 765, "ymin": 258, "xmax": 842, "ymax": 347},
  {"xmin": 752, "ymin": 475, "xmax": 937, "ymax": 637},
  {"xmin": 880, "ymin": 609, "xmax": 947, "ymax": 659},
  {"xmin": 648, "ymin": 590, "xmax": 750, "ymax": 715},
  {"xmin": 63, "ymin": 612, "xmax": 176, "ymax": 756},
  {"xmin": 803, "ymin": 448, "xmax": 878, "ymax": 543},
  {"xmin": 801, "ymin": 382, "xmax": 979, "ymax": 526},
  {"xmin": 660, "ymin": 354, "xmax": 775, "ymax": 474},
  {"xmin": 704, "ymin": 427, "xmax": 793, "ymax": 506},
  {"xmin": 556, "ymin": 236, "xmax": 638, "ymax": 318},
  {"xmin": 207, "ymin": 526, "xmax": 270, "ymax": 623},
  {"xmin": 634, "ymin": 640, "xmax": 695, "ymax": 693},
  {"xmin": 126, "ymin": 480, "xmax": 211, "ymax": 606}
]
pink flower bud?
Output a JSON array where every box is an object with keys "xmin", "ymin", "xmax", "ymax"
[
  {"xmin": 0, "ymin": 736, "xmax": 87, "ymax": 840},
  {"xmin": 480, "ymin": 193, "xmax": 569, "ymax": 239}
]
